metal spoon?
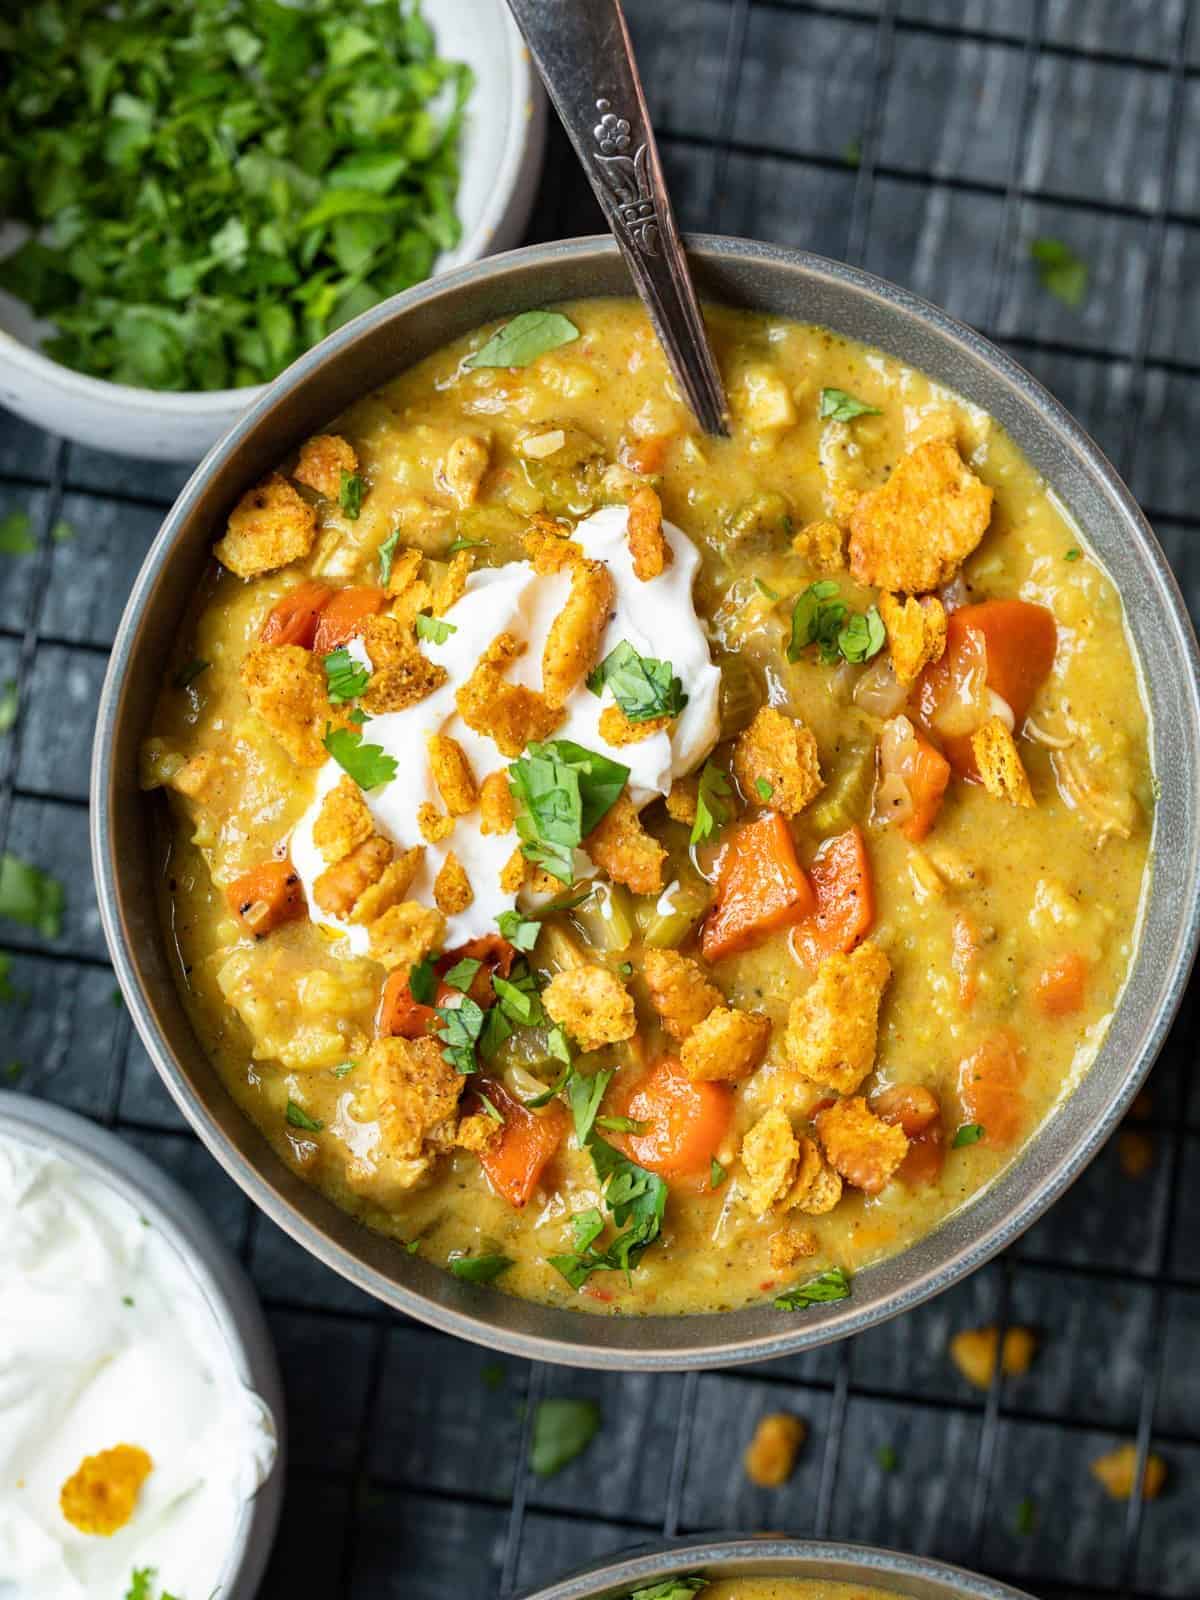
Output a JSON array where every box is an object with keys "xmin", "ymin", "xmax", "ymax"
[{"xmin": 505, "ymin": 0, "xmax": 731, "ymax": 437}]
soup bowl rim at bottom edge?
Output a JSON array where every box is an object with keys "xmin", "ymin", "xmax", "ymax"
[
  {"xmin": 513, "ymin": 1535, "xmax": 1038, "ymax": 1600},
  {"xmin": 91, "ymin": 231, "xmax": 1200, "ymax": 1370}
]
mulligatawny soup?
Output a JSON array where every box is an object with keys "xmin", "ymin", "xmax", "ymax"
[{"xmin": 143, "ymin": 298, "xmax": 1152, "ymax": 1316}]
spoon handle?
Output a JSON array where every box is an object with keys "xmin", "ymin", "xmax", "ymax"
[{"xmin": 505, "ymin": 0, "xmax": 731, "ymax": 437}]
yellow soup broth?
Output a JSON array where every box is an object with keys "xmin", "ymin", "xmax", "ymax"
[{"xmin": 144, "ymin": 298, "xmax": 1152, "ymax": 1317}]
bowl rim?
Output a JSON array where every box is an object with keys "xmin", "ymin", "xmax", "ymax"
[
  {"xmin": 514, "ymin": 1534, "xmax": 1037, "ymax": 1600},
  {"xmin": 0, "ymin": 1090, "xmax": 286, "ymax": 1599},
  {"xmin": 0, "ymin": 0, "xmax": 536, "ymax": 416},
  {"xmin": 93, "ymin": 231, "xmax": 1200, "ymax": 1370}
]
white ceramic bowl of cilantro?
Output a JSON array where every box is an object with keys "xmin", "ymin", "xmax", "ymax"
[{"xmin": 0, "ymin": 0, "xmax": 544, "ymax": 464}]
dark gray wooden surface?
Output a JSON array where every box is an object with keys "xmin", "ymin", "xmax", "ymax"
[{"xmin": 1, "ymin": 4, "xmax": 1197, "ymax": 1597}]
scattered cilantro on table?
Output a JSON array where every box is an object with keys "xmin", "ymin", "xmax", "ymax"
[
  {"xmin": 0, "ymin": 0, "xmax": 472, "ymax": 390},
  {"xmin": 1031, "ymin": 237, "xmax": 1088, "ymax": 309},
  {"xmin": 0, "ymin": 679, "xmax": 17, "ymax": 734},
  {"xmin": 529, "ymin": 1396, "xmax": 601, "ymax": 1477},
  {"xmin": 0, "ymin": 511, "xmax": 36, "ymax": 555},
  {"xmin": 0, "ymin": 854, "xmax": 64, "ymax": 939}
]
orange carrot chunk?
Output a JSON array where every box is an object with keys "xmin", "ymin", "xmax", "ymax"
[
  {"xmin": 312, "ymin": 585, "xmax": 387, "ymax": 654},
  {"xmin": 957, "ymin": 1029, "xmax": 1027, "ymax": 1147},
  {"xmin": 915, "ymin": 599, "xmax": 1056, "ymax": 777},
  {"xmin": 225, "ymin": 858, "xmax": 307, "ymax": 936},
  {"xmin": 377, "ymin": 970, "xmax": 439, "ymax": 1039},
  {"xmin": 1033, "ymin": 951, "xmax": 1088, "ymax": 1018},
  {"xmin": 476, "ymin": 1080, "xmax": 569, "ymax": 1208},
  {"xmin": 951, "ymin": 912, "xmax": 980, "ymax": 1010},
  {"xmin": 790, "ymin": 825, "xmax": 874, "ymax": 970},
  {"xmin": 617, "ymin": 1056, "xmax": 733, "ymax": 1180},
  {"xmin": 260, "ymin": 581, "xmax": 333, "ymax": 648},
  {"xmin": 701, "ymin": 812, "xmax": 815, "ymax": 963}
]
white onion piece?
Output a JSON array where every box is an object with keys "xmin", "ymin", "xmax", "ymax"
[
  {"xmin": 873, "ymin": 772, "xmax": 914, "ymax": 826},
  {"xmin": 853, "ymin": 655, "xmax": 907, "ymax": 718},
  {"xmin": 985, "ymin": 689, "xmax": 1015, "ymax": 730},
  {"xmin": 939, "ymin": 574, "xmax": 970, "ymax": 612}
]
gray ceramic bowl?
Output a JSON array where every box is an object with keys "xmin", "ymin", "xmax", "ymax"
[
  {"xmin": 93, "ymin": 234, "xmax": 1200, "ymax": 1369},
  {"xmin": 516, "ymin": 1536, "xmax": 1035, "ymax": 1600},
  {"xmin": 0, "ymin": 1091, "xmax": 285, "ymax": 1597}
]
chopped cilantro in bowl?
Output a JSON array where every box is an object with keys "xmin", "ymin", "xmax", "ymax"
[{"xmin": 0, "ymin": 0, "xmax": 473, "ymax": 392}]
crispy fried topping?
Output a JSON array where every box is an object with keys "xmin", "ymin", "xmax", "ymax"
[
  {"xmin": 733, "ymin": 706, "xmax": 823, "ymax": 816},
  {"xmin": 849, "ymin": 438, "xmax": 993, "ymax": 593},
  {"xmin": 427, "ymin": 733, "xmax": 478, "ymax": 816},
  {"xmin": 598, "ymin": 704, "xmax": 671, "ymax": 746},
  {"xmin": 456, "ymin": 631, "xmax": 563, "ymax": 757},
  {"xmin": 785, "ymin": 943, "xmax": 892, "ymax": 1095},
  {"xmin": 479, "ymin": 769, "xmax": 516, "ymax": 835},
  {"xmin": 627, "ymin": 484, "xmax": 671, "ymax": 580},
  {"xmin": 583, "ymin": 790, "xmax": 666, "ymax": 895},
  {"xmin": 542, "ymin": 963, "xmax": 636, "ymax": 1052},
  {"xmin": 542, "ymin": 557, "xmax": 615, "ymax": 708},
  {"xmin": 973, "ymin": 717, "xmax": 1035, "ymax": 807},
  {"xmin": 368, "ymin": 901, "xmax": 446, "ymax": 970},
  {"xmin": 313, "ymin": 775, "xmax": 375, "ymax": 865},
  {"xmin": 294, "ymin": 433, "xmax": 357, "ymax": 499},
  {"xmin": 791, "ymin": 518, "xmax": 845, "ymax": 573},
  {"xmin": 815, "ymin": 1095, "xmax": 908, "ymax": 1195},
  {"xmin": 680, "ymin": 1005, "xmax": 771, "ymax": 1082},
  {"xmin": 215, "ymin": 473, "xmax": 317, "ymax": 578},
  {"xmin": 433, "ymin": 851, "xmax": 473, "ymax": 915},
  {"xmin": 643, "ymin": 948, "xmax": 721, "ymax": 1042},
  {"xmin": 313, "ymin": 834, "xmax": 393, "ymax": 918},
  {"xmin": 879, "ymin": 591, "xmax": 947, "ymax": 685},
  {"xmin": 239, "ymin": 642, "xmax": 330, "ymax": 766}
]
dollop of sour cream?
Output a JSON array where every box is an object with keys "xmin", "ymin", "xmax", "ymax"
[
  {"xmin": 0, "ymin": 1134, "xmax": 277, "ymax": 1600},
  {"xmin": 290, "ymin": 504, "xmax": 722, "ymax": 947}
]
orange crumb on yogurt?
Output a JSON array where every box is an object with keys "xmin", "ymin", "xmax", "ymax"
[{"xmin": 59, "ymin": 1443, "xmax": 153, "ymax": 1535}]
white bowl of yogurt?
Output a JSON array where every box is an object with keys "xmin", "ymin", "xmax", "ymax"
[{"xmin": 0, "ymin": 1093, "xmax": 284, "ymax": 1600}]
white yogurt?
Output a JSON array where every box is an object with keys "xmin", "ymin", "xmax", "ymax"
[
  {"xmin": 0, "ymin": 1134, "xmax": 277, "ymax": 1600},
  {"xmin": 290, "ymin": 504, "xmax": 722, "ymax": 947}
]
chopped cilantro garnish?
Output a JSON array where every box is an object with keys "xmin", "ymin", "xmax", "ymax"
[
  {"xmin": 492, "ymin": 971, "xmax": 545, "ymax": 1028},
  {"xmin": 691, "ymin": 760, "xmax": 733, "ymax": 847},
  {"xmin": 436, "ymin": 996, "xmax": 487, "ymax": 1074},
  {"xmin": 0, "ymin": 1, "xmax": 473, "ymax": 390},
  {"xmin": 466, "ymin": 311, "xmax": 580, "ymax": 370},
  {"xmin": 0, "ymin": 952, "xmax": 23, "ymax": 1004},
  {"xmin": 124, "ymin": 1571, "xmax": 155, "ymax": 1600},
  {"xmin": 876, "ymin": 1443, "xmax": 900, "ymax": 1472},
  {"xmin": 339, "ymin": 472, "xmax": 364, "ymax": 519},
  {"xmin": 111, "ymin": 986, "xmax": 124, "ymax": 1008},
  {"xmin": 323, "ymin": 724, "xmax": 397, "ymax": 791},
  {"xmin": 0, "ymin": 511, "xmax": 35, "ymax": 555},
  {"xmin": 1031, "ymin": 237, "xmax": 1088, "ymax": 308},
  {"xmin": 50, "ymin": 518, "xmax": 74, "ymax": 544},
  {"xmin": 629, "ymin": 1582, "xmax": 708, "ymax": 1600},
  {"xmin": 442, "ymin": 957, "xmax": 481, "ymax": 993},
  {"xmin": 508, "ymin": 739, "xmax": 629, "ymax": 884},
  {"xmin": 567, "ymin": 1067, "xmax": 613, "ymax": 1146},
  {"xmin": 1015, "ymin": 1496, "xmax": 1037, "ymax": 1535},
  {"xmin": 788, "ymin": 581, "xmax": 884, "ymax": 666},
  {"xmin": 586, "ymin": 639, "xmax": 688, "ymax": 723},
  {"xmin": 1065, "ymin": 546, "xmax": 1082, "ymax": 561},
  {"xmin": 0, "ymin": 679, "xmax": 17, "ymax": 734},
  {"xmin": 415, "ymin": 612, "xmax": 456, "ymax": 645},
  {"xmin": 773, "ymin": 1266, "xmax": 851, "ymax": 1311},
  {"xmin": 285, "ymin": 1100, "xmax": 323, "ymax": 1132},
  {"xmin": 754, "ymin": 777, "xmax": 773, "ymax": 803},
  {"xmin": 710, "ymin": 1157, "xmax": 727, "ymax": 1190},
  {"xmin": 481, "ymin": 1360, "xmax": 506, "ymax": 1389},
  {"xmin": 323, "ymin": 647, "xmax": 370, "ymax": 704},
  {"xmin": 754, "ymin": 577, "xmax": 780, "ymax": 601},
  {"xmin": 5, "ymin": 1061, "xmax": 24, "ymax": 1083},
  {"xmin": 497, "ymin": 908, "xmax": 540, "ymax": 951},
  {"xmin": 408, "ymin": 957, "xmax": 438, "ymax": 1005},
  {"xmin": 122, "ymin": 1294, "xmax": 134, "ymax": 1307},
  {"xmin": 331, "ymin": 1061, "xmax": 355, "ymax": 1078},
  {"xmin": 548, "ymin": 1137, "xmax": 668, "ymax": 1289},
  {"xmin": 819, "ymin": 387, "xmax": 881, "ymax": 422},
  {"xmin": 521, "ymin": 1059, "xmax": 573, "ymax": 1109},
  {"xmin": 953, "ymin": 1122, "xmax": 985, "ymax": 1147},
  {"xmin": 0, "ymin": 855, "xmax": 64, "ymax": 939},
  {"xmin": 377, "ymin": 528, "xmax": 401, "ymax": 587},
  {"xmin": 530, "ymin": 1396, "xmax": 601, "ymax": 1477},
  {"xmin": 477, "ymin": 1092, "xmax": 504, "ymax": 1123},
  {"xmin": 448, "ymin": 1252, "xmax": 512, "ymax": 1284},
  {"xmin": 447, "ymin": 535, "xmax": 487, "ymax": 555},
  {"xmin": 595, "ymin": 1115, "xmax": 647, "ymax": 1135},
  {"xmin": 173, "ymin": 658, "xmax": 209, "ymax": 692}
]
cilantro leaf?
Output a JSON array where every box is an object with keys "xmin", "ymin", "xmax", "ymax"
[
  {"xmin": 837, "ymin": 604, "xmax": 886, "ymax": 664},
  {"xmin": 819, "ymin": 388, "xmax": 881, "ymax": 422},
  {"xmin": 508, "ymin": 740, "xmax": 629, "ymax": 884},
  {"xmin": 567, "ymin": 1067, "xmax": 612, "ymax": 1146},
  {"xmin": 0, "ymin": 511, "xmax": 35, "ymax": 555},
  {"xmin": 691, "ymin": 761, "xmax": 733, "ymax": 847},
  {"xmin": 629, "ymin": 1582, "xmax": 708, "ymax": 1600},
  {"xmin": 876, "ymin": 1443, "xmax": 900, "ymax": 1472},
  {"xmin": 436, "ymin": 996, "xmax": 487, "ymax": 1074},
  {"xmin": 530, "ymin": 1396, "xmax": 601, "ymax": 1477},
  {"xmin": 447, "ymin": 535, "xmax": 487, "ymax": 555},
  {"xmin": 377, "ymin": 528, "xmax": 401, "ymax": 586},
  {"xmin": 331, "ymin": 1061, "xmax": 356, "ymax": 1078},
  {"xmin": 50, "ymin": 518, "xmax": 74, "ymax": 544},
  {"xmin": 323, "ymin": 647, "xmax": 371, "ymax": 704},
  {"xmin": 441, "ymin": 957, "xmax": 480, "ymax": 993},
  {"xmin": 466, "ymin": 311, "xmax": 580, "ymax": 369},
  {"xmin": 710, "ymin": 1157, "xmax": 727, "ymax": 1189},
  {"xmin": 587, "ymin": 640, "xmax": 688, "ymax": 723},
  {"xmin": 285, "ymin": 1100, "xmax": 323, "ymax": 1132},
  {"xmin": 173, "ymin": 658, "xmax": 209, "ymax": 691},
  {"xmin": 415, "ymin": 612, "xmax": 456, "ymax": 645},
  {"xmin": 448, "ymin": 1252, "xmax": 512, "ymax": 1284},
  {"xmin": 323, "ymin": 725, "xmax": 397, "ymax": 790},
  {"xmin": 773, "ymin": 1266, "xmax": 852, "ymax": 1311},
  {"xmin": 595, "ymin": 1115, "xmax": 647, "ymax": 1134},
  {"xmin": 497, "ymin": 908, "xmax": 540, "ymax": 951},
  {"xmin": 339, "ymin": 472, "xmax": 364, "ymax": 519},
  {"xmin": 521, "ymin": 1059, "xmax": 573, "ymax": 1109},
  {"xmin": 754, "ymin": 777, "xmax": 773, "ymax": 803},
  {"xmin": 547, "ymin": 1136, "xmax": 668, "ymax": 1290},
  {"xmin": 953, "ymin": 1122, "xmax": 985, "ymax": 1147},
  {"xmin": 788, "ymin": 582, "xmax": 884, "ymax": 666},
  {"xmin": 125, "ymin": 1571, "xmax": 155, "ymax": 1600},
  {"xmin": 492, "ymin": 971, "xmax": 545, "ymax": 1028},
  {"xmin": 1065, "ymin": 546, "xmax": 1082, "ymax": 562},
  {"xmin": 0, "ymin": 679, "xmax": 17, "ymax": 735},
  {"xmin": 1031, "ymin": 237, "xmax": 1088, "ymax": 309},
  {"xmin": 0, "ymin": 855, "xmax": 64, "ymax": 939},
  {"xmin": 409, "ymin": 957, "xmax": 438, "ymax": 1005}
]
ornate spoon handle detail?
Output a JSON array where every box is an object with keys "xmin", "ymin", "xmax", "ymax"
[{"xmin": 504, "ymin": 0, "xmax": 731, "ymax": 437}]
